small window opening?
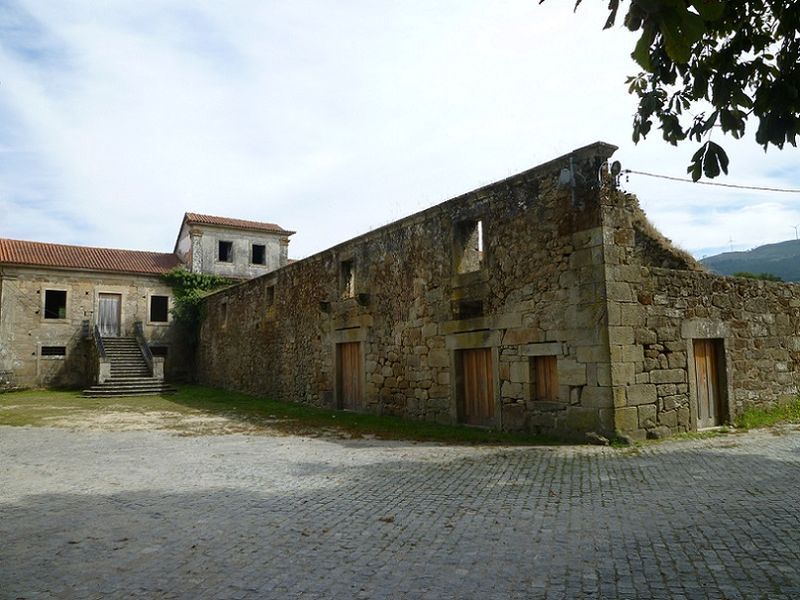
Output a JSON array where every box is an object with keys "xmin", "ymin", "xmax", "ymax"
[
  {"xmin": 530, "ymin": 356, "xmax": 559, "ymax": 402},
  {"xmin": 41, "ymin": 346, "xmax": 66, "ymax": 357},
  {"xmin": 218, "ymin": 240, "xmax": 233, "ymax": 262},
  {"xmin": 44, "ymin": 290, "xmax": 67, "ymax": 319},
  {"xmin": 266, "ymin": 285, "xmax": 275, "ymax": 307},
  {"xmin": 454, "ymin": 300, "xmax": 484, "ymax": 320},
  {"xmin": 150, "ymin": 346, "xmax": 168, "ymax": 358},
  {"xmin": 149, "ymin": 295, "xmax": 169, "ymax": 323},
  {"xmin": 455, "ymin": 219, "xmax": 484, "ymax": 274},
  {"xmin": 252, "ymin": 244, "xmax": 266, "ymax": 265},
  {"xmin": 221, "ymin": 301, "xmax": 228, "ymax": 327},
  {"xmin": 340, "ymin": 259, "xmax": 355, "ymax": 299}
]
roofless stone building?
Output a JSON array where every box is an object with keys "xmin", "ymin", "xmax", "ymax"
[{"xmin": 196, "ymin": 142, "xmax": 800, "ymax": 441}]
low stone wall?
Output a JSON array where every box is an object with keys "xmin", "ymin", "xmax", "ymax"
[
  {"xmin": 641, "ymin": 268, "xmax": 800, "ymax": 420},
  {"xmin": 198, "ymin": 143, "xmax": 620, "ymax": 439}
]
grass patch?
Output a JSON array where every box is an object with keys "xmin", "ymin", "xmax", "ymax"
[
  {"xmin": 734, "ymin": 398, "xmax": 800, "ymax": 430},
  {"xmin": 168, "ymin": 386, "xmax": 560, "ymax": 444},
  {"xmin": 0, "ymin": 385, "xmax": 562, "ymax": 446}
]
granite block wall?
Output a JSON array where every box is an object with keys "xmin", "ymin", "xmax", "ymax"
[
  {"xmin": 197, "ymin": 143, "xmax": 800, "ymax": 441},
  {"xmin": 198, "ymin": 143, "xmax": 620, "ymax": 439}
]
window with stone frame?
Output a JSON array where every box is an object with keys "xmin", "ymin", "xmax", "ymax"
[
  {"xmin": 44, "ymin": 290, "xmax": 67, "ymax": 319},
  {"xmin": 40, "ymin": 346, "xmax": 66, "ymax": 357},
  {"xmin": 149, "ymin": 295, "xmax": 169, "ymax": 323},
  {"xmin": 252, "ymin": 244, "xmax": 266, "ymax": 265},
  {"xmin": 150, "ymin": 346, "xmax": 168, "ymax": 358},
  {"xmin": 218, "ymin": 240, "xmax": 233, "ymax": 262}
]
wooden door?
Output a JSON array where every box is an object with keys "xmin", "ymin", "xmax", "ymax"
[
  {"xmin": 458, "ymin": 348, "xmax": 495, "ymax": 427},
  {"xmin": 693, "ymin": 339, "xmax": 724, "ymax": 428},
  {"xmin": 337, "ymin": 342, "xmax": 362, "ymax": 410},
  {"xmin": 98, "ymin": 294, "xmax": 121, "ymax": 337}
]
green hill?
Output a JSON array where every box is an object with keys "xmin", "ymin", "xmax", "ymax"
[{"xmin": 701, "ymin": 239, "xmax": 800, "ymax": 282}]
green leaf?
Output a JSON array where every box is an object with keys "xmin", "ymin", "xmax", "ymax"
[
  {"xmin": 658, "ymin": 13, "xmax": 692, "ymax": 64},
  {"xmin": 631, "ymin": 24, "xmax": 656, "ymax": 70},
  {"xmin": 716, "ymin": 144, "xmax": 730, "ymax": 174},
  {"xmin": 691, "ymin": 0, "xmax": 725, "ymax": 21},
  {"xmin": 603, "ymin": 0, "xmax": 620, "ymax": 29},
  {"xmin": 687, "ymin": 141, "xmax": 729, "ymax": 180},
  {"xmin": 687, "ymin": 157, "xmax": 703, "ymax": 182},
  {"xmin": 656, "ymin": 6, "xmax": 706, "ymax": 64}
]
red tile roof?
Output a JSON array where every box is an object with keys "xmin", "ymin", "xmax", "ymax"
[
  {"xmin": 0, "ymin": 238, "xmax": 182, "ymax": 275},
  {"xmin": 184, "ymin": 212, "xmax": 295, "ymax": 235}
]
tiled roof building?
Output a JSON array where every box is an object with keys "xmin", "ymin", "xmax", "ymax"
[
  {"xmin": 0, "ymin": 212, "xmax": 293, "ymax": 391},
  {"xmin": 0, "ymin": 238, "xmax": 182, "ymax": 275}
]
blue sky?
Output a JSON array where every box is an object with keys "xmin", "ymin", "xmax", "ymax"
[{"xmin": 1, "ymin": 0, "xmax": 798, "ymax": 259}]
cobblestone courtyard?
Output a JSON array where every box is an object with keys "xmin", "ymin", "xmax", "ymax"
[{"xmin": 2, "ymin": 426, "xmax": 799, "ymax": 599}]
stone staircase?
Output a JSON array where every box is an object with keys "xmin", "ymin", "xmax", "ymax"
[{"xmin": 83, "ymin": 337, "xmax": 176, "ymax": 397}]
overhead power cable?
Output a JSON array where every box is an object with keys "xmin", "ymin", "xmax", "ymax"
[{"xmin": 623, "ymin": 169, "xmax": 800, "ymax": 194}]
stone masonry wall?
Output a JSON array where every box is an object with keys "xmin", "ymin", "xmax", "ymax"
[
  {"xmin": 198, "ymin": 143, "xmax": 620, "ymax": 439},
  {"xmin": 0, "ymin": 267, "xmax": 189, "ymax": 388},
  {"xmin": 602, "ymin": 194, "xmax": 800, "ymax": 440}
]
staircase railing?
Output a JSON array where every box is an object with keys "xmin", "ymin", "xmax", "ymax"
[
  {"xmin": 92, "ymin": 324, "xmax": 111, "ymax": 383},
  {"xmin": 133, "ymin": 321, "xmax": 153, "ymax": 368},
  {"xmin": 134, "ymin": 321, "xmax": 165, "ymax": 381}
]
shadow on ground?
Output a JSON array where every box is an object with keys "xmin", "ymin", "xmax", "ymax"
[{"xmin": 2, "ymin": 432, "xmax": 799, "ymax": 599}]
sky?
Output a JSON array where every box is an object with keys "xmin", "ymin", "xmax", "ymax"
[{"xmin": 1, "ymin": 0, "xmax": 798, "ymax": 261}]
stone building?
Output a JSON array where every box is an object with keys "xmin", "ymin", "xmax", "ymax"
[
  {"xmin": 174, "ymin": 212, "xmax": 292, "ymax": 279},
  {"xmin": 0, "ymin": 213, "xmax": 293, "ymax": 391},
  {"xmin": 196, "ymin": 142, "xmax": 800, "ymax": 441}
]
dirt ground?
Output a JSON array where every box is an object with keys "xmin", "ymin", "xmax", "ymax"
[{"xmin": 0, "ymin": 389, "xmax": 369, "ymax": 439}]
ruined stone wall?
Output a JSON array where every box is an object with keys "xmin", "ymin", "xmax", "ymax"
[
  {"xmin": 198, "ymin": 143, "xmax": 620, "ymax": 439},
  {"xmin": 0, "ymin": 267, "xmax": 190, "ymax": 388},
  {"xmin": 602, "ymin": 195, "xmax": 800, "ymax": 440}
]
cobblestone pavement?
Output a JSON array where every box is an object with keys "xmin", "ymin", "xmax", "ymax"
[{"xmin": 2, "ymin": 426, "xmax": 800, "ymax": 600}]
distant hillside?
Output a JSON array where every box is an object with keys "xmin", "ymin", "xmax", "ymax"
[{"xmin": 701, "ymin": 239, "xmax": 800, "ymax": 282}]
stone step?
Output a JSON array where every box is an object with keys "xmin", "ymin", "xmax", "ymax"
[
  {"xmin": 99, "ymin": 377, "xmax": 163, "ymax": 384},
  {"xmin": 82, "ymin": 373, "xmax": 176, "ymax": 397},
  {"xmin": 110, "ymin": 370, "xmax": 150, "ymax": 374},
  {"xmin": 83, "ymin": 386, "xmax": 177, "ymax": 398}
]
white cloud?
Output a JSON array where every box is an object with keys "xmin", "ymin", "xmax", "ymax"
[{"xmin": 0, "ymin": 0, "xmax": 798, "ymax": 259}]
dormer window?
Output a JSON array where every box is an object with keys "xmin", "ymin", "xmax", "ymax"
[{"xmin": 218, "ymin": 240, "xmax": 233, "ymax": 262}]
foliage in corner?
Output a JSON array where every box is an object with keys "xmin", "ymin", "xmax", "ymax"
[
  {"xmin": 732, "ymin": 271, "xmax": 783, "ymax": 282},
  {"xmin": 547, "ymin": 0, "xmax": 800, "ymax": 180},
  {"xmin": 161, "ymin": 268, "xmax": 234, "ymax": 341}
]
